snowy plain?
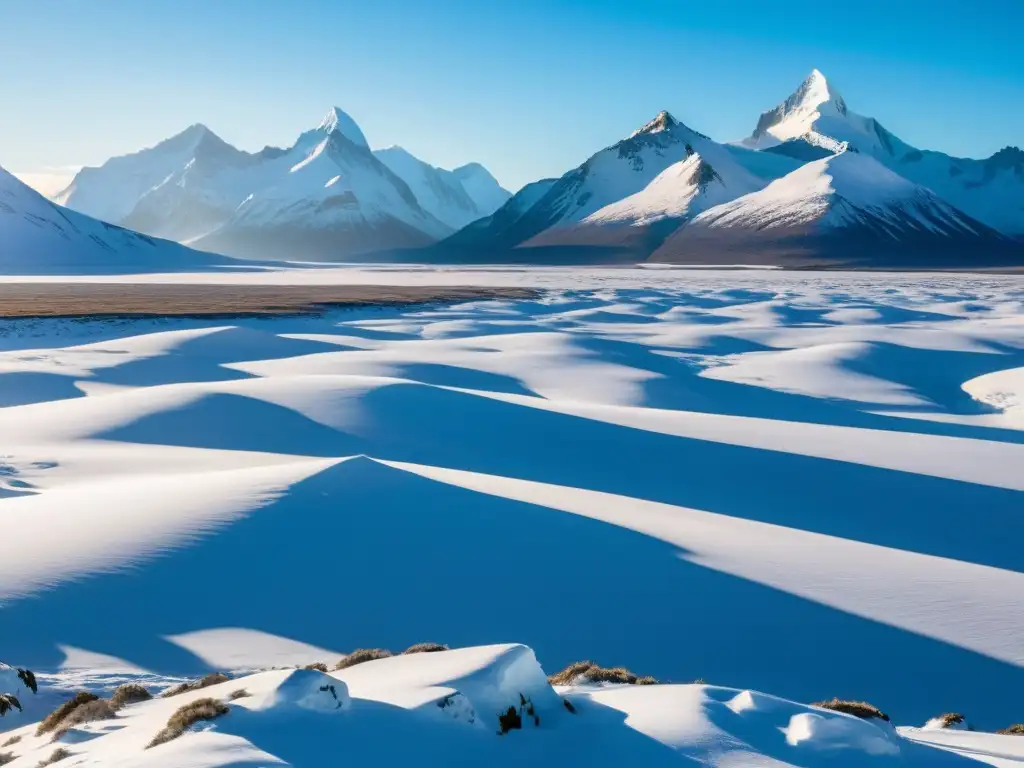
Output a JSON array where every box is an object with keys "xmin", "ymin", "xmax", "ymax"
[{"xmin": 1, "ymin": 265, "xmax": 1023, "ymax": 766}]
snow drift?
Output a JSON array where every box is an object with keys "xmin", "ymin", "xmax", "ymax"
[
  {"xmin": 1, "ymin": 643, "xmax": 1013, "ymax": 767},
  {"xmin": 1, "ymin": 271, "xmax": 1023, "ymax": 732}
]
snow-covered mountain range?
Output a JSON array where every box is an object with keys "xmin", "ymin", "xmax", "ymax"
[
  {"xmin": 739, "ymin": 69, "xmax": 1024, "ymax": 237},
  {"xmin": 0, "ymin": 165, "xmax": 230, "ymax": 274},
  {"xmin": 41, "ymin": 73, "xmax": 1023, "ymax": 268},
  {"xmin": 429, "ymin": 70, "xmax": 1022, "ymax": 267},
  {"xmin": 55, "ymin": 108, "xmax": 511, "ymax": 262},
  {"xmin": 437, "ymin": 111, "xmax": 776, "ymax": 262},
  {"xmin": 650, "ymin": 152, "xmax": 1019, "ymax": 267}
]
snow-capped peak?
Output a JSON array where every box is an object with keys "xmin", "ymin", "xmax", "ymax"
[
  {"xmin": 315, "ymin": 107, "xmax": 369, "ymax": 149},
  {"xmin": 630, "ymin": 110, "xmax": 680, "ymax": 138},
  {"xmin": 788, "ymin": 69, "xmax": 847, "ymax": 118},
  {"xmin": 802, "ymin": 70, "xmax": 843, "ymax": 106},
  {"xmin": 745, "ymin": 69, "xmax": 850, "ymax": 148}
]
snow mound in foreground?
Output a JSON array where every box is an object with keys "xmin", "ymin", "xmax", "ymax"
[
  {"xmin": 0, "ymin": 644, "xmax": 1001, "ymax": 767},
  {"xmin": 962, "ymin": 366, "xmax": 1024, "ymax": 422}
]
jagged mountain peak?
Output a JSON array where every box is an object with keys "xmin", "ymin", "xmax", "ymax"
[
  {"xmin": 789, "ymin": 69, "xmax": 847, "ymax": 115},
  {"xmin": 314, "ymin": 106, "xmax": 369, "ymax": 149},
  {"xmin": 630, "ymin": 110, "xmax": 680, "ymax": 139},
  {"xmin": 745, "ymin": 69, "xmax": 850, "ymax": 148},
  {"xmin": 452, "ymin": 161, "xmax": 488, "ymax": 177},
  {"xmin": 160, "ymin": 123, "xmax": 224, "ymax": 153}
]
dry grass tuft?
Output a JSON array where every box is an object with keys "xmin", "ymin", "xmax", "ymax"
[
  {"xmin": 812, "ymin": 698, "xmax": 891, "ymax": 722},
  {"xmin": 998, "ymin": 724, "xmax": 1024, "ymax": 735},
  {"xmin": 161, "ymin": 673, "xmax": 229, "ymax": 698},
  {"xmin": 110, "ymin": 684, "xmax": 152, "ymax": 710},
  {"xmin": 1, "ymin": 736, "xmax": 19, "ymax": 748},
  {"xmin": 548, "ymin": 661, "xmax": 658, "ymax": 687},
  {"xmin": 303, "ymin": 663, "xmax": 328, "ymax": 673},
  {"xmin": 228, "ymin": 689, "xmax": 250, "ymax": 701},
  {"xmin": 0, "ymin": 284, "xmax": 537, "ymax": 319},
  {"xmin": 931, "ymin": 712, "xmax": 965, "ymax": 728},
  {"xmin": 51, "ymin": 699, "xmax": 115, "ymax": 739},
  {"xmin": 334, "ymin": 649, "xmax": 393, "ymax": 670},
  {"xmin": 36, "ymin": 692, "xmax": 99, "ymax": 735},
  {"xmin": 403, "ymin": 643, "xmax": 449, "ymax": 655},
  {"xmin": 0, "ymin": 752, "xmax": 14, "ymax": 766},
  {"xmin": 147, "ymin": 698, "xmax": 229, "ymax": 749},
  {"xmin": 38, "ymin": 747, "xmax": 72, "ymax": 766}
]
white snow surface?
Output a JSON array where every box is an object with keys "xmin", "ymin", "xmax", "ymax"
[
  {"xmin": 2, "ymin": 646, "xmax": 1022, "ymax": 767},
  {"xmin": 962, "ymin": 366, "xmax": 1024, "ymax": 423},
  {"xmin": 1, "ymin": 266, "xmax": 1024, "ymax": 752}
]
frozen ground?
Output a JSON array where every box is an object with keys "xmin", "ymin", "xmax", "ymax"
[{"xmin": 1, "ymin": 267, "xmax": 1022, "ymax": 763}]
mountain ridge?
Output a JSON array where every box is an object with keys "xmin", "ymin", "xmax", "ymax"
[
  {"xmin": 737, "ymin": 70, "xmax": 1024, "ymax": 236},
  {"xmin": 56, "ymin": 109, "xmax": 511, "ymax": 261}
]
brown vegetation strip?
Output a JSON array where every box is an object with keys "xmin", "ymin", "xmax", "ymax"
[{"xmin": 0, "ymin": 284, "xmax": 537, "ymax": 318}]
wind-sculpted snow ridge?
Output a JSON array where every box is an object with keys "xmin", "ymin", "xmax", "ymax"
[
  {"xmin": 1, "ymin": 269, "xmax": 1023, "ymax": 743},
  {"xmin": 0, "ymin": 644, "xmax": 1020, "ymax": 767}
]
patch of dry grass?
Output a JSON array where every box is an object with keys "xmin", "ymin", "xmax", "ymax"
[
  {"xmin": 302, "ymin": 663, "xmax": 328, "ymax": 673},
  {"xmin": 812, "ymin": 698, "xmax": 890, "ymax": 722},
  {"xmin": 110, "ymin": 684, "xmax": 152, "ymax": 710},
  {"xmin": 998, "ymin": 724, "xmax": 1024, "ymax": 735},
  {"xmin": 161, "ymin": 673, "xmax": 229, "ymax": 699},
  {"xmin": 0, "ymin": 752, "xmax": 14, "ymax": 766},
  {"xmin": 0, "ymin": 284, "xmax": 537, "ymax": 319},
  {"xmin": 37, "ymin": 747, "xmax": 71, "ymax": 766},
  {"xmin": 403, "ymin": 643, "xmax": 449, "ymax": 654},
  {"xmin": 36, "ymin": 692, "xmax": 99, "ymax": 736},
  {"xmin": 334, "ymin": 649, "xmax": 393, "ymax": 670},
  {"xmin": 51, "ymin": 699, "xmax": 116, "ymax": 739},
  {"xmin": 0, "ymin": 736, "xmax": 20, "ymax": 748},
  {"xmin": 228, "ymin": 689, "xmax": 250, "ymax": 701},
  {"xmin": 147, "ymin": 698, "xmax": 229, "ymax": 749},
  {"xmin": 548, "ymin": 661, "xmax": 658, "ymax": 686},
  {"xmin": 930, "ymin": 712, "xmax": 966, "ymax": 728}
]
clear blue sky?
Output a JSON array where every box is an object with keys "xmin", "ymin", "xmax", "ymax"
[{"xmin": 2, "ymin": 0, "xmax": 1021, "ymax": 191}]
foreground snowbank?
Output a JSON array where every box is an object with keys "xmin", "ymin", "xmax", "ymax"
[{"xmin": 1, "ymin": 644, "xmax": 1013, "ymax": 767}]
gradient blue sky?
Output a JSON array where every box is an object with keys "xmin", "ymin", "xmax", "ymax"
[{"xmin": 3, "ymin": 0, "xmax": 1021, "ymax": 191}]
